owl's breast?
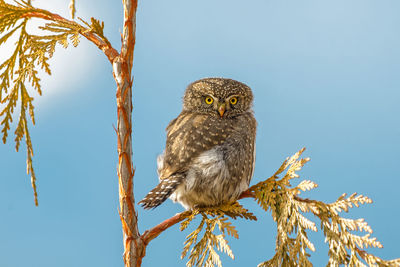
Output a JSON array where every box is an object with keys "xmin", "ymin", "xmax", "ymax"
[
  {"xmin": 169, "ymin": 145, "xmax": 249, "ymax": 209},
  {"xmin": 185, "ymin": 147, "xmax": 230, "ymax": 190}
]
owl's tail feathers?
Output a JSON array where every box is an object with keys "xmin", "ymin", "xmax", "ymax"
[{"xmin": 138, "ymin": 174, "xmax": 184, "ymax": 209}]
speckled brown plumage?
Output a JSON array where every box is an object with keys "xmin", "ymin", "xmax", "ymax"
[{"xmin": 139, "ymin": 78, "xmax": 257, "ymax": 210}]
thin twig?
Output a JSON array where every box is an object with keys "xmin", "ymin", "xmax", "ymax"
[
  {"xmin": 141, "ymin": 189, "xmax": 256, "ymax": 246},
  {"xmin": 21, "ymin": 10, "xmax": 119, "ymax": 62},
  {"xmin": 142, "ymin": 211, "xmax": 192, "ymax": 244}
]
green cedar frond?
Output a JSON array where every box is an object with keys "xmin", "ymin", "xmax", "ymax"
[
  {"xmin": 0, "ymin": 22, "xmax": 23, "ymax": 45},
  {"xmin": 0, "ymin": 84, "xmax": 19, "ymax": 143},
  {"xmin": 358, "ymin": 250, "xmax": 400, "ymax": 267},
  {"xmin": 200, "ymin": 202, "xmax": 257, "ymax": 221},
  {"xmin": 181, "ymin": 214, "xmax": 235, "ymax": 267},
  {"xmin": 78, "ymin": 17, "xmax": 111, "ymax": 46},
  {"xmin": 180, "ymin": 202, "xmax": 257, "ymax": 267},
  {"xmin": 296, "ymin": 180, "xmax": 317, "ymax": 192},
  {"xmin": 0, "ymin": 1, "xmax": 31, "ymax": 32},
  {"xmin": 181, "ymin": 217, "xmax": 205, "ymax": 260},
  {"xmin": 329, "ymin": 193, "xmax": 372, "ymax": 214},
  {"xmin": 1, "ymin": 0, "xmax": 109, "ymax": 205},
  {"xmin": 180, "ymin": 211, "xmax": 199, "ymax": 231},
  {"xmin": 216, "ymin": 217, "xmax": 238, "ymax": 239},
  {"xmin": 14, "ymin": 0, "xmax": 32, "ymax": 9},
  {"xmin": 251, "ymin": 148, "xmax": 400, "ymax": 266},
  {"xmin": 70, "ymin": 32, "xmax": 80, "ymax": 47}
]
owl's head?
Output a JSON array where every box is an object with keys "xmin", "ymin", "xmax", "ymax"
[{"xmin": 183, "ymin": 78, "xmax": 254, "ymax": 118}]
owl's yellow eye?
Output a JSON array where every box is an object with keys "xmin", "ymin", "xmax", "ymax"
[
  {"xmin": 230, "ymin": 97, "xmax": 238, "ymax": 105},
  {"xmin": 205, "ymin": 96, "xmax": 213, "ymax": 105}
]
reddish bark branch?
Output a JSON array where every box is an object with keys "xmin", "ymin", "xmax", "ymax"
[
  {"xmin": 238, "ymin": 189, "xmax": 255, "ymax": 199},
  {"xmin": 139, "ymin": 189, "xmax": 323, "ymax": 250},
  {"xmin": 121, "ymin": 0, "xmax": 137, "ymax": 73},
  {"xmin": 115, "ymin": 60, "xmax": 142, "ymax": 267},
  {"xmin": 141, "ymin": 189, "xmax": 255, "ymax": 246},
  {"xmin": 114, "ymin": 1, "xmax": 141, "ymax": 267},
  {"xmin": 21, "ymin": 9, "xmax": 119, "ymax": 62},
  {"xmin": 142, "ymin": 211, "xmax": 191, "ymax": 245}
]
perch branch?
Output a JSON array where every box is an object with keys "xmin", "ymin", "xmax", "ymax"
[
  {"xmin": 141, "ymin": 189, "xmax": 255, "ymax": 246},
  {"xmin": 141, "ymin": 211, "xmax": 191, "ymax": 245}
]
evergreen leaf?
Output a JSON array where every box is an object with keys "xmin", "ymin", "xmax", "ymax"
[
  {"xmin": 251, "ymin": 149, "xmax": 400, "ymax": 266},
  {"xmin": 0, "ymin": 0, "xmax": 98, "ymax": 205}
]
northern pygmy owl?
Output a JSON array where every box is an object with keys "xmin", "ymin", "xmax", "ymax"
[{"xmin": 139, "ymin": 78, "xmax": 257, "ymax": 210}]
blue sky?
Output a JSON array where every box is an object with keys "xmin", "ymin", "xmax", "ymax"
[{"xmin": 1, "ymin": 0, "xmax": 400, "ymax": 266}]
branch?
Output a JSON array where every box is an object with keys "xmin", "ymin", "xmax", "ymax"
[
  {"xmin": 141, "ymin": 189, "xmax": 255, "ymax": 246},
  {"xmin": 20, "ymin": 9, "xmax": 118, "ymax": 62},
  {"xmin": 120, "ymin": 0, "xmax": 137, "ymax": 73},
  {"xmin": 114, "ymin": 1, "xmax": 140, "ymax": 267},
  {"xmin": 238, "ymin": 189, "xmax": 255, "ymax": 200},
  {"xmin": 142, "ymin": 211, "xmax": 191, "ymax": 245}
]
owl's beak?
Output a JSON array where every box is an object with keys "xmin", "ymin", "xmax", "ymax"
[{"xmin": 218, "ymin": 103, "xmax": 226, "ymax": 117}]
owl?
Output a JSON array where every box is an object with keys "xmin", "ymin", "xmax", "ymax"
[{"xmin": 139, "ymin": 78, "xmax": 257, "ymax": 210}]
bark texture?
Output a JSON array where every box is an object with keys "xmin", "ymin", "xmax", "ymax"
[{"xmin": 113, "ymin": 1, "xmax": 144, "ymax": 266}]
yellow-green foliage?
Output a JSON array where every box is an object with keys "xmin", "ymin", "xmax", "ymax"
[
  {"xmin": 180, "ymin": 149, "xmax": 400, "ymax": 267},
  {"xmin": 0, "ymin": 0, "xmax": 109, "ymax": 205},
  {"xmin": 180, "ymin": 203, "xmax": 257, "ymax": 267}
]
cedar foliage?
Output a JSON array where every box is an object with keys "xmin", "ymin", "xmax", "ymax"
[
  {"xmin": 180, "ymin": 203, "xmax": 257, "ymax": 267},
  {"xmin": 0, "ymin": 0, "xmax": 109, "ymax": 205},
  {"xmin": 178, "ymin": 148, "xmax": 400, "ymax": 267},
  {"xmin": 1, "ymin": 1, "xmax": 399, "ymax": 266}
]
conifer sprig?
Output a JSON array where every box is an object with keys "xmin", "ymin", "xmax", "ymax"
[
  {"xmin": 180, "ymin": 202, "xmax": 256, "ymax": 267},
  {"xmin": 248, "ymin": 148, "xmax": 400, "ymax": 267},
  {"xmin": 0, "ymin": 0, "xmax": 111, "ymax": 205},
  {"xmin": 174, "ymin": 148, "xmax": 400, "ymax": 267}
]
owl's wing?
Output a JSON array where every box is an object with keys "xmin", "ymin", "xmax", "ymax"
[
  {"xmin": 159, "ymin": 112, "xmax": 228, "ymax": 180},
  {"xmin": 165, "ymin": 116, "xmax": 178, "ymax": 133}
]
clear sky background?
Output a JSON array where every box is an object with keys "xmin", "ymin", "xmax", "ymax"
[{"xmin": 1, "ymin": 0, "xmax": 399, "ymax": 266}]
